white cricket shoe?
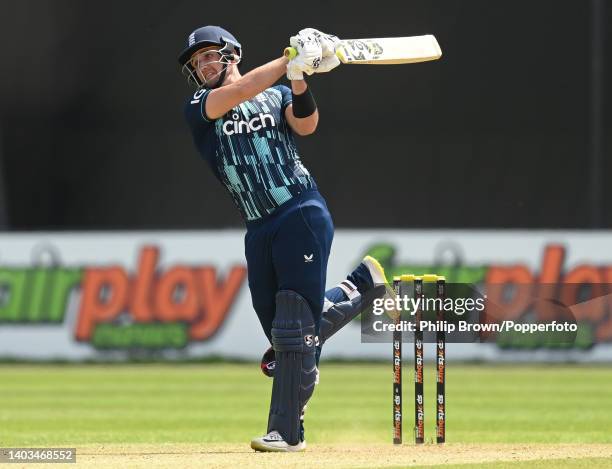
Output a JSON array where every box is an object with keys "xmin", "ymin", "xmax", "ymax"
[
  {"xmin": 363, "ymin": 255, "xmax": 387, "ymax": 285},
  {"xmin": 363, "ymin": 255, "xmax": 396, "ymax": 305},
  {"xmin": 250, "ymin": 430, "xmax": 306, "ymax": 452}
]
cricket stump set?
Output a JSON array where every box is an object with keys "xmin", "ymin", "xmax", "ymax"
[{"xmin": 392, "ymin": 274, "xmax": 446, "ymax": 445}]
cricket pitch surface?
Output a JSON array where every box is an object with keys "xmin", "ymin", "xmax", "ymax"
[{"xmin": 59, "ymin": 443, "xmax": 612, "ymax": 468}]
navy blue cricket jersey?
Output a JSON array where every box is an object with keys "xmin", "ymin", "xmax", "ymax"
[{"xmin": 184, "ymin": 85, "xmax": 317, "ymax": 222}]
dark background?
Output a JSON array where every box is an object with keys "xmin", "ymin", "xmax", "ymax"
[{"xmin": 0, "ymin": 0, "xmax": 609, "ymax": 230}]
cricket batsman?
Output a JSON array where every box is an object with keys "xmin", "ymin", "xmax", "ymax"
[{"xmin": 178, "ymin": 25, "xmax": 388, "ymax": 452}]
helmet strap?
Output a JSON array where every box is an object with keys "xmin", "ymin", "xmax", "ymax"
[{"xmin": 204, "ymin": 63, "xmax": 229, "ymax": 89}]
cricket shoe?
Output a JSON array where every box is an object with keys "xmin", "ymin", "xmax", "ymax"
[
  {"xmin": 362, "ymin": 255, "xmax": 388, "ymax": 287},
  {"xmin": 361, "ymin": 255, "xmax": 396, "ymax": 319},
  {"xmin": 361, "ymin": 255, "xmax": 395, "ymax": 300},
  {"xmin": 250, "ymin": 430, "xmax": 306, "ymax": 452},
  {"xmin": 333, "ymin": 255, "xmax": 389, "ymax": 301}
]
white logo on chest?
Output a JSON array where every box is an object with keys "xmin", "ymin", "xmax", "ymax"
[{"xmin": 222, "ymin": 112, "xmax": 276, "ymax": 135}]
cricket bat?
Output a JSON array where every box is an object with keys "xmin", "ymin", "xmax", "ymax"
[{"xmin": 284, "ymin": 35, "xmax": 442, "ymax": 65}]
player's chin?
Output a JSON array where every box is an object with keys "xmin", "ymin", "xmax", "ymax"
[{"xmin": 205, "ymin": 74, "xmax": 223, "ymax": 88}]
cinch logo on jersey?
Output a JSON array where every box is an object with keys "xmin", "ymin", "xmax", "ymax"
[{"xmin": 223, "ymin": 112, "xmax": 276, "ymax": 135}]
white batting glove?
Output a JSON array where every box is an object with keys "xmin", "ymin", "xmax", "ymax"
[
  {"xmin": 287, "ymin": 58, "xmax": 315, "ymax": 80},
  {"xmin": 298, "ymin": 28, "xmax": 340, "ymax": 57},
  {"xmin": 286, "ymin": 33, "xmax": 322, "ymax": 80},
  {"xmin": 289, "ymin": 33, "xmax": 322, "ymax": 69},
  {"xmin": 315, "ymin": 54, "xmax": 341, "ymax": 73}
]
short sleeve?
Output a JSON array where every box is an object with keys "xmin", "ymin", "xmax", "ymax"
[
  {"xmin": 183, "ymin": 88, "xmax": 219, "ymax": 168},
  {"xmin": 183, "ymin": 89, "xmax": 215, "ymax": 131},
  {"xmin": 274, "ymin": 85, "xmax": 293, "ymax": 113}
]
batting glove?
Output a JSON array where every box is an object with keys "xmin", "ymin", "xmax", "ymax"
[
  {"xmin": 286, "ymin": 34, "xmax": 322, "ymax": 80},
  {"xmin": 287, "ymin": 58, "xmax": 316, "ymax": 80},
  {"xmin": 290, "ymin": 33, "xmax": 322, "ymax": 67},
  {"xmin": 315, "ymin": 54, "xmax": 341, "ymax": 73},
  {"xmin": 298, "ymin": 28, "xmax": 340, "ymax": 57}
]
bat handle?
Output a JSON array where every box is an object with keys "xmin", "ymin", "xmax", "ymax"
[
  {"xmin": 284, "ymin": 46, "xmax": 343, "ymax": 62},
  {"xmin": 283, "ymin": 47, "xmax": 298, "ymax": 59}
]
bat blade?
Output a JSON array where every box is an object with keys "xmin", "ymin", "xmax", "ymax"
[{"xmin": 335, "ymin": 35, "xmax": 442, "ymax": 65}]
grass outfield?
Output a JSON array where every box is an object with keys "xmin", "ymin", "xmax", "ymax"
[{"xmin": 0, "ymin": 363, "xmax": 611, "ymax": 467}]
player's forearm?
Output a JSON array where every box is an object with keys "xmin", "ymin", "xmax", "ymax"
[
  {"xmin": 236, "ymin": 57, "xmax": 288, "ymax": 101},
  {"xmin": 291, "ymin": 79, "xmax": 308, "ymax": 95},
  {"xmin": 290, "ymin": 80, "xmax": 318, "ymax": 135}
]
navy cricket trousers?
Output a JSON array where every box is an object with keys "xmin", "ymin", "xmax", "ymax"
[{"xmin": 244, "ymin": 189, "xmax": 334, "ymax": 342}]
